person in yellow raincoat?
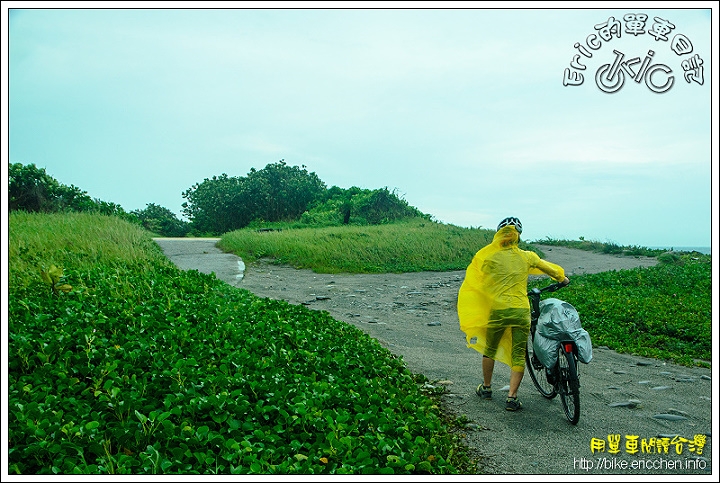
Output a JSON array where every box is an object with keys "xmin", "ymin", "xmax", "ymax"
[{"xmin": 457, "ymin": 217, "xmax": 569, "ymax": 411}]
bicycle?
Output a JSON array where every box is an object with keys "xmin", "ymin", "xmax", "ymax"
[{"xmin": 524, "ymin": 281, "xmax": 581, "ymax": 425}]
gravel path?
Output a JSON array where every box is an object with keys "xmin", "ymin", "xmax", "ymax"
[{"xmin": 153, "ymin": 238, "xmax": 714, "ymax": 476}]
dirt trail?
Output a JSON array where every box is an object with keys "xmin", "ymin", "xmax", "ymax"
[{"xmin": 153, "ymin": 239, "xmax": 714, "ymax": 476}]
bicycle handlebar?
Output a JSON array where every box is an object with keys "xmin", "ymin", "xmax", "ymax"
[{"xmin": 528, "ymin": 280, "xmax": 570, "ymax": 296}]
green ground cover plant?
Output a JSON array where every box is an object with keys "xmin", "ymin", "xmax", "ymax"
[
  {"xmin": 529, "ymin": 254, "xmax": 711, "ymax": 367},
  {"xmin": 8, "ymin": 212, "xmax": 474, "ymax": 475}
]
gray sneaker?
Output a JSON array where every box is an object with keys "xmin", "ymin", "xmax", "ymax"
[
  {"xmin": 505, "ymin": 397, "xmax": 523, "ymax": 411},
  {"xmin": 476, "ymin": 384, "xmax": 492, "ymax": 399}
]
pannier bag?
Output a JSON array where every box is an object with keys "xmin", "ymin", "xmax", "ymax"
[{"xmin": 533, "ymin": 298, "xmax": 593, "ymax": 369}]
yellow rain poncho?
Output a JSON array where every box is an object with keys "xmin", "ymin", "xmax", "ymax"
[{"xmin": 457, "ymin": 225, "xmax": 566, "ymax": 372}]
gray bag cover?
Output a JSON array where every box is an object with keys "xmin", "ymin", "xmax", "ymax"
[{"xmin": 533, "ymin": 298, "xmax": 593, "ymax": 368}]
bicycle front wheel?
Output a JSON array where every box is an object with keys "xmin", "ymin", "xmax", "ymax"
[
  {"xmin": 525, "ymin": 332, "xmax": 556, "ymax": 399},
  {"xmin": 558, "ymin": 346, "xmax": 580, "ymax": 424}
]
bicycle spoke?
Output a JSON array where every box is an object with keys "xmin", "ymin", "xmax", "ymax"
[
  {"xmin": 525, "ymin": 333, "xmax": 556, "ymax": 399},
  {"xmin": 558, "ymin": 346, "xmax": 580, "ymax": 424}
]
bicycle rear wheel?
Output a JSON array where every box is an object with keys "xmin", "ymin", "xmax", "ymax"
[
  {"xmin": 525, "ymin": 332, "xmax": 556, "ymax": 399},
  {"xmin": 557, "ymin": 346, "xmax": 580, "ymax": 424}
]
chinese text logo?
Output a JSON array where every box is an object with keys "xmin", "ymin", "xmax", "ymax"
[{"xmin": 563, "ymin": 13, "xmax": 705, "ymax": 93}]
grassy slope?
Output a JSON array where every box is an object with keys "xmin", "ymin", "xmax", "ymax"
[{"xmin": 218, "ymin": 218, "xmax": 541, "ymax": 273}]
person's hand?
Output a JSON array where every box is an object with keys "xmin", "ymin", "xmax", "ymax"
[{"xmin": 561, "ymin": 276, "xmax": 570, "ymax": 286}]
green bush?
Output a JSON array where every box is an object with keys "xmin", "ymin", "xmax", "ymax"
[
  {"xmin": 181, "ymin": 161, "xmax": 327, "ymax": 235},
  {"xmin": 657, "ymin": 251, "xmax": 682, "ymax": 265},
  {"xmin": 9, "ymin": 162, "xmax": 133, "ymax": 220},
  {"xmin": 131, "ymin": 203, "xmax": 190, "ymax": 238}
]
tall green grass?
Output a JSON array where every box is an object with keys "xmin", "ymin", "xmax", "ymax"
[
  {"xmin": 9, "ymin": 211, "xmax": 170, "ymax": 291},
  {"xmin": 219, "ymin": 218, "xmax": 540, "ymax": 273},
  {"xmin": 532, "ymin": 236, "xmax": 668, "ymax": 257}
]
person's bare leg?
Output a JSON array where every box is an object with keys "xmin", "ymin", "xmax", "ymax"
[
  {"xmin": 508, "ymin": 369, "xmax": 524, "ymax": 398},
  {"xmin": 482, "ymin": 356, "xmax": 495, "ymax": 387}
]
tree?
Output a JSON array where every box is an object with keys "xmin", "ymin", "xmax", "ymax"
[
  {"xmin": 301, "ymin": 186, "xmax": 428, "ymax": 226},
  {"xmin": 9, "ymin": 162, "xmax": 85, "ymax": 212},
  {"xmin": 246, "ymin": 160, "xmax": 327, "ymax": 222},
  {"xmin": 352, "ymin": 187, "xmax": 422, "ymax": 225},
  {"xmin": 181, "ymin": 160, "xmax": 327, "ymax": 234},
  {"xmin": 131, "ymin": 203, "xmax": 190, "ymax": 237},
  {"xmin": 181, "ymin": 174, "xmax": 248, "ymax": 235},
  {"xmin": 300, "ymin": 185, "xmax": 364, "ymax": 226},
  {"xmin": 8, "ymin": 162, "xmax": 132, "ymax": 219}
]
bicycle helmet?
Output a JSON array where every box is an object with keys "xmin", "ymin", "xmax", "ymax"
[{"xmin": 497, "ymin": 216, "xmax": 522, "ymax": 234}]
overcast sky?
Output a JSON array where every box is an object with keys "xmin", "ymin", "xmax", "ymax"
[{"xmin": 4, "ymin": 3, "xmax": 717, "ymax": 249}]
